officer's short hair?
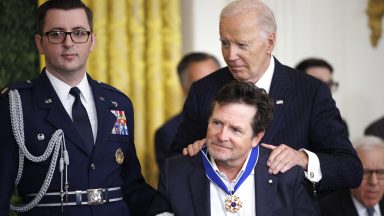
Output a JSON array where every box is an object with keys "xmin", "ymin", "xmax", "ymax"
[{"xmin": 36, "ymin": 0, "xmax": 93, "ymax": 35}]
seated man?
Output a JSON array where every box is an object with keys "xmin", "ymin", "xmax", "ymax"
[
  {"xmin": 156, "ymin": 81, "xmax": 318, "ymax": 215},
  {"xmin": 319, "ymin": 135, "xmax": 384, "ymax": 216}
]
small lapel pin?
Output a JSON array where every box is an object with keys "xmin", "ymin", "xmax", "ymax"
[
  {"xmin": 45, "ymin": 99, "xmax": 52, "ymax": 104},
  {"xmin": 268, "ymin": 179, "xmax": 273, "ymax": 184},
  {"xmin": 26, "ymin": 80, "xmax": 32, "ymax": 84},
  {"xmin": 112, "ymin": 101, "xmax": 118, "ymax": 107},
  {"xmin": 37, "ymin": 133, "xmax": 45, "ymax": 141},
  {"xmin": 99, "ymin": 97, "xmax": 105, "ymax": 101},
  {"xmin": 276, "ymin": 100, "xmax": 284, "ymax": 104}
]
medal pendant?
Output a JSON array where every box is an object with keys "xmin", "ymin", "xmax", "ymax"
[{"xmin": 225, "ymin": 194, "xmax": 243, "ymax": 213}]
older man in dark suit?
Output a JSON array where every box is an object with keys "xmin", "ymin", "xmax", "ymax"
[
  {"xmin": 157, "ymin": 81, "xmax": 318, "ymax": 215},
  {"xmin": 319, "ymin": 136, "xmax": 384, "ymax": 216},
  {"xmin": 171, "ymin": 0, "xmax": 362, "ymax": 196}
]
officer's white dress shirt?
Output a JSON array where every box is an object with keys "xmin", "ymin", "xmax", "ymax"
[{"xmin": 46, "ymin": 70, "xmax": 98, "ymax": 143}]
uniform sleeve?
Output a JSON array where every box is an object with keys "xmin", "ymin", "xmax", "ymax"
[
  {"xmin": 120, "ymin": 99, "xmax": 170, "ymax": 216},
  {"xmin": 0, "ymin": 93, "xmax": 19, "ymax": 216}
]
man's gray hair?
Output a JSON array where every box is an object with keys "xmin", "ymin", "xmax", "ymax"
[
  {"xmin": 352, "ymin": 135, "xmax": 384, "ymax": 151},
  {"xmin": 220, "ymin": 0, "xmax": 277, "ymax": 40}
]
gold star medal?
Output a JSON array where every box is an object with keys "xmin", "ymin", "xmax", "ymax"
[
  {"xmin": 115, "ymin": 148, "xmax": 124, "ymax": 165},
  {"xmin": 225, "ymin": 194, "xmax": 243, "ymax": 213}
]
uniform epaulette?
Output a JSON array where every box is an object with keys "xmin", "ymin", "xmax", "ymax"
[
  {"xmin": 1, "ymin": 80, "xmax": 34, "ymax": 96},
  {"xmin": 95, "ymin": 80, "xmax": 129, "ymax": 99}
]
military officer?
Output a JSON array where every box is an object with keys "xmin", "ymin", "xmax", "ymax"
[{"xmin": 0, "ymin": 0, "xmax": 167, "ymax": 215}]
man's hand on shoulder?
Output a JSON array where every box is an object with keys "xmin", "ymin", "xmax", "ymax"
[
  {"xmin": 182, "ymin": 138, "xmax": 206, "ymax": 156},
  {"xmin": 262, "ymin": 143, "xmax": 308, "ymax": 174}
]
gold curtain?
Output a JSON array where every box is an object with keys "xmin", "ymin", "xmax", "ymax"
[{"xmin": 38, "ymin": 0, "xmax": 183, "ymax": 187}]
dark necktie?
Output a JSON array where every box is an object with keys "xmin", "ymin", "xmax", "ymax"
[
  {"xmin": 367, "ymin": 207, "xmax": 375, "ymax": 216},
  {"xmin": 70, "ymin": 87, "xmax": 94, "ymax": 153}
]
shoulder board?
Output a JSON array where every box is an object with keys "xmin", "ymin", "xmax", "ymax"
[
  {"xmin": 1, "ymin": 80, "xmax": 34, "ymax": 96},
  {"xmin": 95, "ymin": 80, "xmax": 128, "ymax": 98}
]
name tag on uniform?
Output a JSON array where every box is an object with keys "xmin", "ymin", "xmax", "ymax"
[{"xmin": 111, "ymin": 110, "xmax": 129, "ymax": 135}]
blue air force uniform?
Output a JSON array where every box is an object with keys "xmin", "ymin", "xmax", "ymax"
[{"xmin": 0, "ymin": 71, "xmax": 163, "ymax": 216}]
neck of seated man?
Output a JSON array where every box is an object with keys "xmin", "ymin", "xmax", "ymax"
[{"xmin": 211, "ymin": 150, "xmax": 251, "ymax": 182}]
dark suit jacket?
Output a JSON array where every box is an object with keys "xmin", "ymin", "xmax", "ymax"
[
  {"xmin": 365, "ymin": 116, "xmax": 384, "ymax": 140},
  {"xmin": 319, "ymin": 189, "xmax": 384, "ymax": 216},
  {"xmin": 172, "ymin": 57, "xmax": 363, "ymax": 193},
  {"xmin": 155, "ymin": 113, "xmax": 182, "ymax": 172},
  {"xmin": 0, "ymin": 71, "xmax": 167, "ymax": 216},
  {"xmin": 158, "ymin": 146, "xmax": 319, "ymax": 216}
]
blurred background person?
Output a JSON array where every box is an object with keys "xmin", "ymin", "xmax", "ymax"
[
  {"xmin": 295, "ymin": 58, "xmax": 349, "ymax": 137},
  {"xmin": 365, "ymin": 116, "xmax": 384, "ymax": 140},
  {"xmin": 155, "ymin": 52, "xmax": 220, "ymax": 173},
  {"xmin": 319, "ymin": 135, "xmax": 384, "ymax": 216}
]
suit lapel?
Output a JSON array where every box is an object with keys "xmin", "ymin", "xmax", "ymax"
[
  {"xmin": 262, "ymin": 58, "xmax": 291, "ymax": 143},
  {"xmin": 35, "ymin": 71, "xmax": 92, "ymax": 156},
  {"xmin": 188, "ymin": 155, "xmax": 210, "ymax": 216},
  {"xmin": 341, "ymin": 190, "xmax": 359, "ymax": 216},
  {"xmin": 254, "ymin": 147, "xmax": 277, "ymax": 216},
  {"xmin": 379, "ymin": 199, "xmax": 384, "ymax": 215}
]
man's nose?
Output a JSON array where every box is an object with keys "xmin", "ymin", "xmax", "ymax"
[
  {"xmin": 227, "ymin": 46, "xmax": 238, "ymax": 61},
  {"xmin": 63, "ymin": 33, "xmax": 74, "ymax": 47},
  {"xmin": 217, "ymin": 126, "xmax": 230, "ymax": 141},
  {"xmin": 369, "ymin": 172, "xmax": 380, "ymax": 185}
]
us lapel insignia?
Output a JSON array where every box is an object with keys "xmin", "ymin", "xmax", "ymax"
[
  {"xmin": 111, "ymin": 110, "xmax": 129, "ymax": 135},
  {"xmin": 276, "ymin": 100, "xmax": 284, "ymax": 104},
  {"xmin": 115, "ymin": 148, "xmax": 124, "ymax": 165},
  {"xmin": 45, "ymin": 98, "xmax": 52, "ymax": 104},
  {"xmin": 111, "ymin": 101, "xmax": 118, "ymax": 107}
]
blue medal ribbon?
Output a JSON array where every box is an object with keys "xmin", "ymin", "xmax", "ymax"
[{"xmin": 201, "ymin": 145, "xmax": 259, "ymax": 195}]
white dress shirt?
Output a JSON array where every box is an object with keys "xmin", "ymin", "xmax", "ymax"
[
  {"xmin": 209, "ymin": 150, "xmax": 256, "ymax": 216},
  {"xmin": 352, "ymin": 195, "xmax": 382, "ymax": 216},
  {"xmin": 46, "ymin": 70, "xmax": 98, "ymax": 143}
]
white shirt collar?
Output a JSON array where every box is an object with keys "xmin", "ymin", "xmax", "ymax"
[
  {"xmin": 255, "ymin": 55, "xmax": 275, "ymax": 93},
  {"xmin": 210, "ymin": 149, "xmax": 255, "ymax": 185},
  {"xmin": 45, "ymin": 69, "xmax": 91, "ymax": 104},
  {"xmin": 351, "ymin": 194, "xmax": 381, "ymax": 216}
]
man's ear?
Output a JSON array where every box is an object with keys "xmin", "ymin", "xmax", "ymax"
[
  {"xmin": 35, "ymin": 34, "xmax": 45, "ymax": 55},
  {"xmin": 266, "ymin": 32, "xmax": 276, "ymax": 55},
  {"xmin": 89, "ymin": 33, "xmax": 96, "ymax": 52},
  {"xmin": 251, "ymin": 131, "xmax": 265, "ymax": 148}
]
